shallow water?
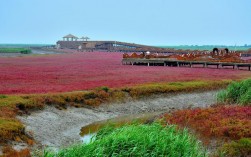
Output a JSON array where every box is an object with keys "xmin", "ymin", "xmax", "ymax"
[
  {"xmin": 80, "ymin": 133, "xmax": 96, "ymax": 144},
  {"xmin": 80, "ymin": 112, "xmax": 163, "ymax": 143}
]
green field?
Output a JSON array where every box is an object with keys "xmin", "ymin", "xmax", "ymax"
[{"xmin": 0, "ymin": 48, "xmax": 32, "ymax": 54}]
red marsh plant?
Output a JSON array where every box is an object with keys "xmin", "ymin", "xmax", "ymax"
[
  {"xmin": 162, "ymin": 106, "xmax": 251, "ymax": 140},
  {"xmin": 0, "ymin": 52, "xmax": 250, "ymax": 94}
]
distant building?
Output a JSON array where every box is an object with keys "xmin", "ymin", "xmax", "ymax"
[
  {"xmin": 55, "ymin": 34, "xmax": 251, "ymax": 54},
  {"xmin": 63, "ymin": 34, "xmax": 78, "ymax": 41}
]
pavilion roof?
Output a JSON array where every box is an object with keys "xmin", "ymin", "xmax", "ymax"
[
  {"xmin": 81, "ymin": 36, "xmax": 90, "ymax": 39},
  {"xmin": 63, "ymin": 34, "xmax": 78, "ymax": 38}
]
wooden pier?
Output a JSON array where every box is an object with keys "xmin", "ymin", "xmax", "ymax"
[{"xmin": 122, "ymin": 58, "xmax": 251, "ymax": 71}]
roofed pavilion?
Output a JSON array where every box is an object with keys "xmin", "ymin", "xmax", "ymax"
[
  {"xmin": 63, "ymin": 34, "xmax": 78, "ymax": 41},
  {"xmin": 80, "ymin": 36, "xmax": 90, "ymax": 41}
]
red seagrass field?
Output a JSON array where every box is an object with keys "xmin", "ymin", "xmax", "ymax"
[{"xmin": 0, "ymin": 52, "xmax": 250, "ymax": 94}]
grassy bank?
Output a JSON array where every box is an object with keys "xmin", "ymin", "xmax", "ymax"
[
  {"xmin": 41, "ymin": 123, "xmax": 207, "ymax": 157},
  {"xmin": 0, "ymin": 80, "xmax": 231, "ymax": 156},
  {"xmin": 217, "ymin": 78, "xmax": 251, "ymax": 105},
  {"xmin": 0, "ymin": 80, "xmax": 229, "ymax": 139},
  {"xmin": 38, "ymin": 77, "xmax": 251, "ymax": 156},
  {"xmin": 0, "ymin": 48, "xmax": 31, "ymax": 54},
  {"xmin": 161, "ymin": 79, "xmax": 251, "ymax": 156}
]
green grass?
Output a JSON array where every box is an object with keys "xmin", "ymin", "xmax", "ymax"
[
  {"xmin": 217, "ymin": 78, "xmax": 251, "ymax": 105},
  {"xmin": 0, "ymin": 48, "xmax": 31, "ymax": 54},
  {"xmin": 41, "ymin": 123, "xmax": 207, "ymax": 157}
]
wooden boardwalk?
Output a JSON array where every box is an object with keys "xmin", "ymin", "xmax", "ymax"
[{"xmin": 122, "ymin": 58, "xmax": 251, "ymax": 71}]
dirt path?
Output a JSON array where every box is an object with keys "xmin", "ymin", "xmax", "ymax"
[{"xmin": 18, "ymin": 90, "xmax": 218, "ymax": 151}]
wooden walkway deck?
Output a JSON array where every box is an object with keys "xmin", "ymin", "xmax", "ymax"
[{"xmin": 122, "ymin": 58, "xmax": 251, "ymax": 71}]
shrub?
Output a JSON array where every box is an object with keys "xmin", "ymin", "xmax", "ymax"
[
  {"xmin": 216, "ymin": 138, "xmax": 251, "ymax": 157},
  {"xmin": 0, "ymin": 118, "xmax": 25, "ymax": 142},
  {"xmin": 97, "ymin": 86, "xmax": 110, "ymax": 92},
  {"xmin": 0, "ymin": 95, "xmax": 7, "ymax": 99},
  {"xmin": 110, "ymin": 90, "xmax": 126, "ymax": 102},
  {"xmin": 20, "ymin": 49, "xmax": 31, "ymax": 54},
  {"xmin": 42, "ymin": 123, "xmax": 207, "ymax": 157},
  {"xmin": 83, "ymin": 92, "xmax": 97, "ymax": 99},
  {"xmin": 239, "ymin": 88, "xmax": 251, "ymax": 105},
  {"xmin": 217, "ymin": 78, "xmax": 251, "ymax": 105}
]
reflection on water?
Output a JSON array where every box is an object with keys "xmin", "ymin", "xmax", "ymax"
[
  {"xmin": 80, "ymin": 112, "xmax": 163, "ymax": 143},
  {"xmin": 80, "ymin": 133, "xmax": 96, "ymax": 144}
]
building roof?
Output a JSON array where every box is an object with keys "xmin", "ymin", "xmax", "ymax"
[{"xmin": 63, "ymin": 34, "xmax": 78, "ymax": 38}]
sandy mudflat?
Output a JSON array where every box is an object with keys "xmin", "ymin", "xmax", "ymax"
[{"xmin": 18, "ymin": 90, "xmax": 218, "ymax": 151}]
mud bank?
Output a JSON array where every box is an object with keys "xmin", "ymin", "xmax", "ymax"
[{"xmin": 18, "ymin": 90, "xmax": 218, "ymax": 150}]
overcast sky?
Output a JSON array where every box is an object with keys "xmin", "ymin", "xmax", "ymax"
[{"xmin": 0, "ymin": 0, "xmax": 251, "ymax": 45}]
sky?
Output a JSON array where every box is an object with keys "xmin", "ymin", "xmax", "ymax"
[{"xmin": 0, "ymin": 0, "xmax": 251, "ymax": 45}]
